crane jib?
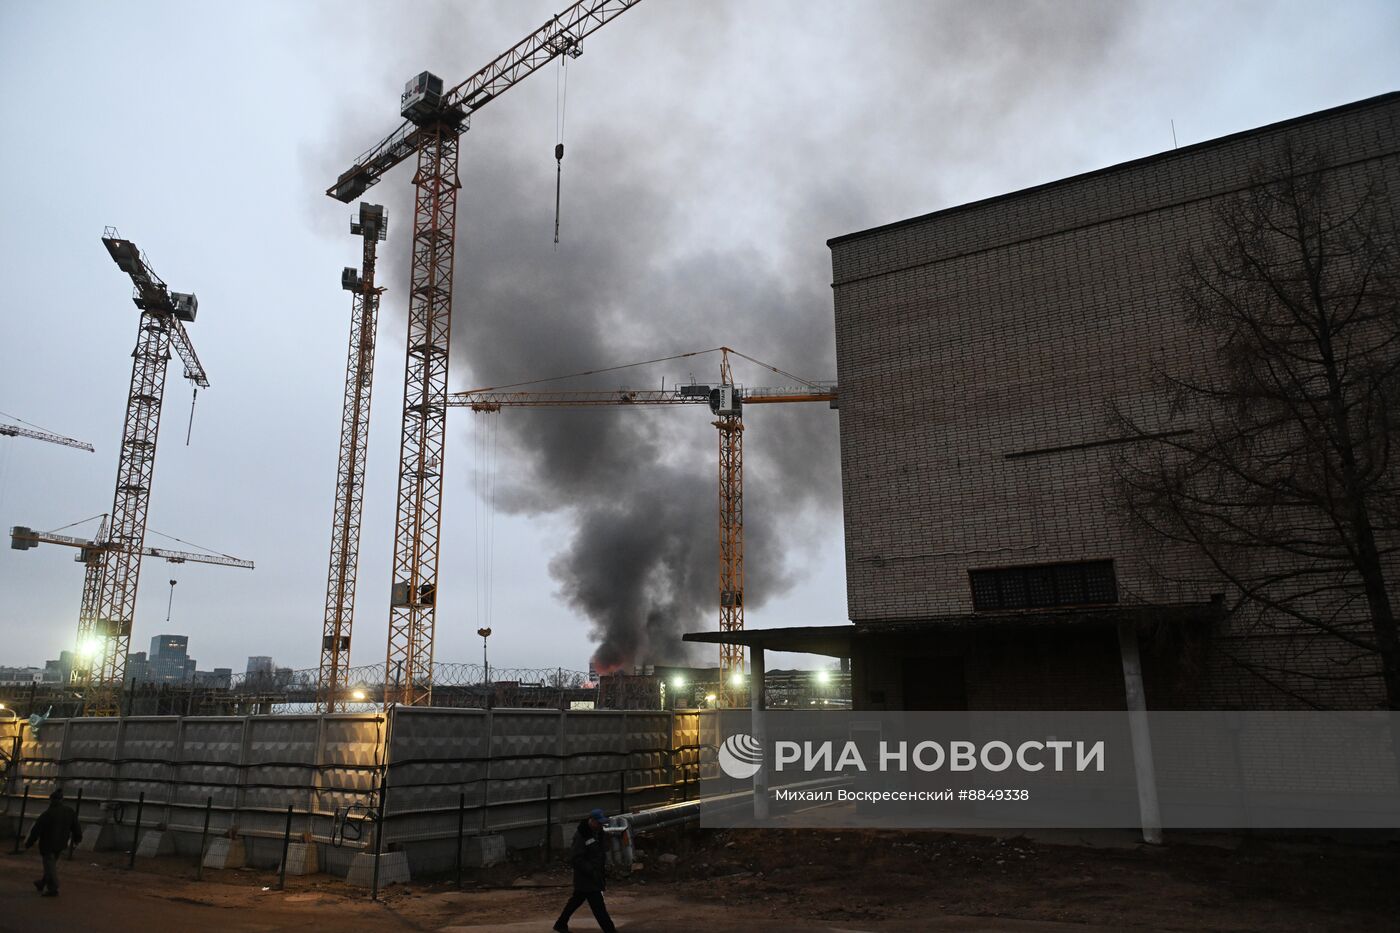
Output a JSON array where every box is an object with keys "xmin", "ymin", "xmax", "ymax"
[{"xmin": 325, "ymin": 0, "xmax": 644, "ymax": 202}]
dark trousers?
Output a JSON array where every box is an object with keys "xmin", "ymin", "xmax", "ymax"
[
  {"xmin": 555, "ymin": 889, "xmax": 615, "ymax": 932},
  {"xmin": 37, "ymin": 850, "xmax": 60, "ymax": 893}
]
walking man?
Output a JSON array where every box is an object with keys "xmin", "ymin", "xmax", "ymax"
[
  {"xmin": 25, "ymin": 787, "xmax": 82, "ymax": 897},
  {"xmin": 553, "ymin": 807, "xmax": 617, "ymax": 933}
]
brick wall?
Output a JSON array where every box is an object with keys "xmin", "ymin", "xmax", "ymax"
[{"xmin": 829, "ymin": 93, "xmax": 1400, "ymax": 708}]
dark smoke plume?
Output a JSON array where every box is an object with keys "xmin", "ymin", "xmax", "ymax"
[{"xmin": 433, "ymin": 129, "xmax": 841, "ymax": 670}]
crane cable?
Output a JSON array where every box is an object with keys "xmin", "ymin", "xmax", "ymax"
[
  {"xmin": 146, "ymin": 527, "xmax": 244, "ymax": 562},
  {"xmin": 473, "ymin": 404, "xmax": 499, "ymax": 637},
  {"xmin": 0, "ymin": 409, "xmax": 68, "ymax": 437},
  {"xmin": 554, "ymin": 39, "xmax": 569, "ymax": 247}
]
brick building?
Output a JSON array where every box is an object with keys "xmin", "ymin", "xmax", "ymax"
[{"xmin": 689, "ymin": 92, "xmax": 1400, "ymax": 712}]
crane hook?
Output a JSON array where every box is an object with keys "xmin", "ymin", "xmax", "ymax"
[
  {"xmin": 185, "ymin": 387, "xmax": 198, "ymax": 446},
  {"xmin": 554, "ymin": 143, "xmax": 565, "ymax": 246}
]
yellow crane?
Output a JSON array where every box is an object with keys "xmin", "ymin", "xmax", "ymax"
[
  {"xmin": 447, "ymin": 348, "xmax": 837, "ymax": 706},
  {"xmin": 327, "ymin": 1, "xmax": 645, "ymax": 707},
  {"xmin": 13, "ymin": 229, "xmax": 231, "ymax": 715},
  {"xmin": 318, "ymin": 204, "xmax": 386, "ymax": 712}
]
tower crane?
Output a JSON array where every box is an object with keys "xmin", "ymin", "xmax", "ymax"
[
  {"xmin": 447, "ymin": 348, "xmax": 837, "ymax": 706},
  {"xmin": 37, "ymin": 229, "xmax": 215, "ymax": 715},
  {"xmin": 318, "ymin": 204, "xmax": 386, "ymax": 712},
  {"xmin": 11, "ymin": 521, "xmax": 252, "ymax": 570},
  {"xmin": 0, "ymin": 420, "xmax": 94, "ymax": 453},
  {"xmin": 327, "ymin": 0, "xmax": 644, "ymax": 707},
  {"xmin": 10, "ymin": 518, "xmax": 253, "ymax": 698}
]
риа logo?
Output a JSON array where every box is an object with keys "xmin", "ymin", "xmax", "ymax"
[{"xmin": 719, "ymin": 733, "xmax": 763, "ymax": 779}]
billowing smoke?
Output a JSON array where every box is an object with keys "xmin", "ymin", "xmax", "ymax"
[
  {"xmin": 313, "ymin": 0, "xmax": 1137, "ymax": 669},
  {"xmin": 433, "ymin": 131, "xmax": 841, "ymax": 670}
]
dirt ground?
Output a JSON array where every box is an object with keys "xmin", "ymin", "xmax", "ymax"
[{"xmin": 1, "ymin": 828, "xmax": 1395, "ymax": 932}]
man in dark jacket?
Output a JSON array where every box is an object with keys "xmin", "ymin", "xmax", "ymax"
[
  {"xmin": 553, "ymin": 807, "xmax": 617, "ymax": 933},
  {"xmin": 25, "ymin": 788, "xmax": 82, "ymax": 896}
]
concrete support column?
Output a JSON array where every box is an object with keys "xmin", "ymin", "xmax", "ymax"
[
  {"xmin": 1117, "ymin": 619, "xmax": 1163, "ymax": 845},
  {"xmin": 751, "ymin": 647, "xmax": 768, "ymax": 821}
]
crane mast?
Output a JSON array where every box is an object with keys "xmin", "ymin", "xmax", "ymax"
[
  {"xmin": 715, "ymin": 352, "xmax": 745, "ymax": 705},
  {"xmin": 328, "ymin": 0, "xmax": 644, "ymax": 707},
  {"xmin": 384, "ymin": 126, "xmax": 458, "ymax": 707},
  {"xmin": 319, "ymin": 204, "xmax": 387, "ymax": 712},
  {"xmin": 446, "ymin": 350, "xmax": 837, "ymax": 707},
  {"xmin": 78, "ymin": 229, "xmax": 207, "ymax": 716}
]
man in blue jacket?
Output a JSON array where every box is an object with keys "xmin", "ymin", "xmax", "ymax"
[
  {"xmin": 553, "ymin": 808, "xmax": 617, "ymax": 933},
  {"xmin": 25, "ymin": 788, "xmax": 83, "ymax": 896}
]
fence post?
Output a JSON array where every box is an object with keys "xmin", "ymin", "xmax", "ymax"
[
  {"xmin": 619, "ymin": 769, "xmax": 626, "ymax": 817},
  {"xmin": 545, "ymin": 784, "xmax": 553, "ymax": 863},
  {"xmin": 277, "ymin": 803, "xmax": 293, "ymax": 890},
  {"xmin": 479, "ymin": 710, "xmax": 493, "ymax": 833},
  {"xmin": 168, "ymin": 717, "xmax": 187, "ymax": 839},
  {"xmin": 232, "ymin": 716, "xmax": 252, "ymax": 836},
  {"xmin": 9, "ymin": 733, "xmax": 20, "ymax": 794},
  {"xmin": 455, "ymin": 792, "xmax": 465, "ymax": 887},
  {"xmin": 69, "ymin": 788, "xmax": 83, "ymax": 860},
  {"xmin": 128, "ymin": 791, "xmax": 145, "ymax": 868},
  {"xmin": 196, "ymin": 795, "xmax": 212, "ymax": 880},
  {"xmin": 370, "ymin": 779, "xmax": 389, "ymax": 901},
  {"xmin": 370, "ymin": 708, "xmax": 394, "ymax": 902},
  {"xmin": 11, "ymin": 785, "xmax": 29, "ymax": 853}
]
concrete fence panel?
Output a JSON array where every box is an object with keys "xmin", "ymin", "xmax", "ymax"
[
  {"xmin": 115, "ymin": 717, "xmax": 180, "ymax": 805},
  {"xmin": 18, "ymin": 718, "xmax": 67, "ymax": 797},
  {"xmin": 242, "ymin": 716, "xmax": 319, "ymax": 834},
  {"xmin": 174, "ymin": 716, "xmax": 244, "ymax": 814},
  {"xmin": 62, "ymin": 718, "xmax": 121, "ymax": 801},
  {"xmin": 316, "ymin": 714, "xmax": 382, "ymax": 816}
]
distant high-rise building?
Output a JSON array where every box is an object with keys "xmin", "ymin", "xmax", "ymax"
[
  {"xmin": 151, "ymin": 634, "xmax": 188, "ymax": 658},
  {"xmin": 124, "ymin": 651, "xmax": 150, "ymax": 685},
  {"xmin": 43, "ymin": 651, "xmax": 75, "ymax": 684},
  {"xmin": 246, "ymin": 656, "xmax": 274, "ymax": 676},
  {"xmin": 193, "ymin": 667, "xmax": 232, "ymax": 689},
  {"xmin": 147, "ymin": 634, "xmax": 195, "ymax": 684}
]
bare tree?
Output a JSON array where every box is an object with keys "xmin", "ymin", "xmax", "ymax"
[{"xmin": 1116, "ymin": 145, "xmax": 1400, "ymax": 709}]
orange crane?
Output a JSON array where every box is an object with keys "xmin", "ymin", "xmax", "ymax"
[
  {"xmin": 447, "ymin": 348, "xmax": 837, "ymax": 706},
  {"xmin": 318, "ymin": 203, "xmax": 387, "ymax": 712},
  {"xmin": 327, "ymin": 0, "xmax": 644, "ymax": 707},
  {"xmin": 34, "ymin": 229, "xmax": 216, "ymax": 715},
  {"xmin": 0, "ymin": 419, "xmax": 94, "ymax": 453}
]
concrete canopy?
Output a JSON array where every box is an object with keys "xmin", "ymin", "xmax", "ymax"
[{"xmin": 681, "ymin": 601, "xmax": 1222, "ymax": 658}]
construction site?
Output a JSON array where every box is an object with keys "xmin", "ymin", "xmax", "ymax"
[{"xmin": 4, "ymin": 2, "xmax": 1400, "ymax": 932}]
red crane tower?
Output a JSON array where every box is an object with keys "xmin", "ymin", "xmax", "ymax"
[
  {"xmin": 327, "ymin": 1, "xmax": 644, "ymax": 706},
  {"xmin": 318, "ymin": 204, "xmax": 387, "ymax": 712},
  {"xmin": 447, "ymin": 348, "xmax": 837, "ymax": 706}
]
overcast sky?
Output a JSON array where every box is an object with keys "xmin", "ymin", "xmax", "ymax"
[{"xmin": 1, "ymin": 1, "xmax": 1397, "ymax": 678}]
